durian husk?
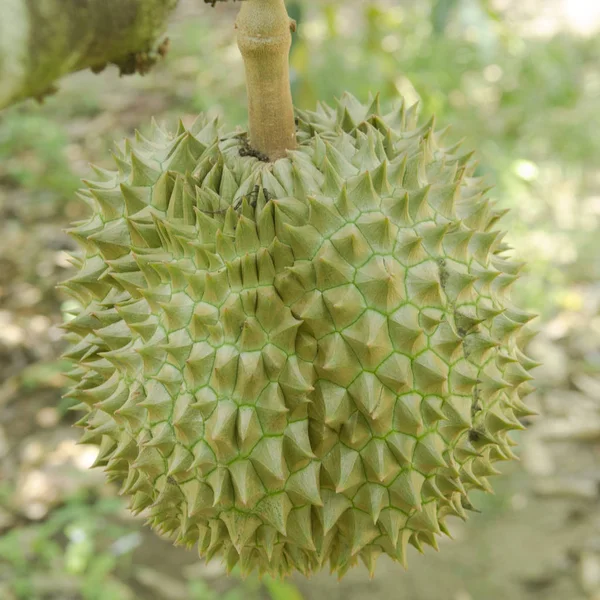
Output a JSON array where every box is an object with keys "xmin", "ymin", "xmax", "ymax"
[{"xmin": 62, "ymin": 93, "xmax": 538, "ymax": 578}]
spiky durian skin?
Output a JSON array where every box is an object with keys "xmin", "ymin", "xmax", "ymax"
[{"xmin": 63, "ymin": 93, "xmax": 538, "ymax": 578}]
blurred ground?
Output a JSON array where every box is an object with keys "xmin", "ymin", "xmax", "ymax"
[{"xmin": 0, "ymin": 1, "xmax": 599, "ymax": 599}]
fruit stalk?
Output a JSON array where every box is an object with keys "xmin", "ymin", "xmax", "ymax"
[{"xmin": 236, "ymin": 0, "xmax": 297, "ymax": 161}]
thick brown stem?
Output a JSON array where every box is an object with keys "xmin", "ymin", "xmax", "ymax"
[
  {"xmin": 236, "ymin": 0, "xmax": 297, "ymax": 161},
  {"xmin": 0, "ymin": 0, "xmax": 178, "ymax": 110}
]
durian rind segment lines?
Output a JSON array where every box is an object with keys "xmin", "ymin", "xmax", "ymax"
[{"xmin": 63, "ymin": 95, "xmax": 537, "ymax": 578}]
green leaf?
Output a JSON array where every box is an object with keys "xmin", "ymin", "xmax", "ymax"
[{"xmin": 263, "ymin": 577, "xmax": 304, "ymax": 600}]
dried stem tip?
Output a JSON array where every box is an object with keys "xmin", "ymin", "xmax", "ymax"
[{"xmin": 236, "ymin": 0, "xmax": 297, "ymax": 161}]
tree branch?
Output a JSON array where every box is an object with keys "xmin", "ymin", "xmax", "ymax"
[{"xmin": 0, "ymin": 0, "xmax": 179, "ymax": 110}]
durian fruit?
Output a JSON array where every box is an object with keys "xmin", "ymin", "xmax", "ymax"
[{"xmin": 62, "ymin": 93, "xmax": 538, "ymax": 578}]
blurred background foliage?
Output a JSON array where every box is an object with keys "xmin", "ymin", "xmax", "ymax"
[{"xmin": 0, "ymin": 0, "xmax": 599, "ymax": 598}]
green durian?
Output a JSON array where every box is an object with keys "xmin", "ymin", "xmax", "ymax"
[{"xmin": 62, "ymin": 93, "xmax": 538, "ymax": 578}]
